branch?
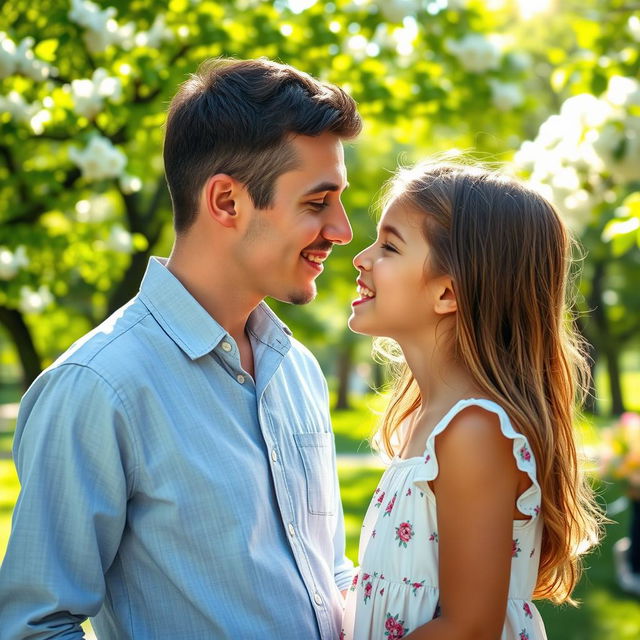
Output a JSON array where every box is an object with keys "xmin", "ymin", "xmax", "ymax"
[{"xmin": 5, "ymin": 167, "xmax": 82, "ymax": 225}]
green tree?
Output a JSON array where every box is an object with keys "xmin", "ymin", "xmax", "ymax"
[{"xmin": 1, "ymin": 0, "xmax": 534, "ymax": 395}]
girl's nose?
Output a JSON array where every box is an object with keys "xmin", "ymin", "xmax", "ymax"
[{"xmin": 353, "ymin": 244, "xmax": 373, "ymax": 270}]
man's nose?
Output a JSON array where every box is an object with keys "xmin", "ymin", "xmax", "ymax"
[{"xmin": 323, "ymin": 202, "xmax": 352, "ymax": 245}]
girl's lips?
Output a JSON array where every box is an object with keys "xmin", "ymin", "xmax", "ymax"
[{"xmin": 352, "ymin": 296, "xmax": 373, "ymax": 307}]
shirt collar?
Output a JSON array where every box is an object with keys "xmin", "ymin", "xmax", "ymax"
[{"xmin": 138, "ymin": 257, "xmax": 291, "ymax": 360}]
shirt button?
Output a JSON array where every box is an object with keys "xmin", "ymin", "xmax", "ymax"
[
  {"xmin": 313, "ymin": 593, "xmax": 323, "ymax": 606},
  {"xmin": 271, "ymin": 449, "xmax": 278, "ymax": 463},
  {"xmin": 288, "ymin": 523, "xmax": 295, "ymax": 537},
  {"xmin": 221, "ymin": 341, "xmax": 232, "ymax": 352},
  {"xmin": 236, "ymin": 374, "xmax": 245, "ymax": 384}
]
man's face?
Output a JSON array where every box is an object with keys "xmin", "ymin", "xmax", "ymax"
[{"xmin": 235, "ymin": 132, "xmax": 352, "ymax": 304}]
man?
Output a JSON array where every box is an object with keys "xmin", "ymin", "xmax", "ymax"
[{"xmin": 0, "ymin": 58, "xmax": 362, "ymax": 639}]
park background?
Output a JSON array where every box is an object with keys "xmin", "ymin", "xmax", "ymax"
[{"xmin": 1, "ymin": 0, "xmax": 639, "ymax": 637}]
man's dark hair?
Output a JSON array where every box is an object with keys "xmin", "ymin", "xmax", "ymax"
[{"xmin": 163, "ymin": 58, "xmax": 362, "ymax": 233}]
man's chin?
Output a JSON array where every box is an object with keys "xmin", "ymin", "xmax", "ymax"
[
  {"xmin": 288, "ymin": 289, "xmax": 316, "ymax": 305},
  {"xmin": 272, "ymin": 285, "xmax": 316, "ymax": 306}
]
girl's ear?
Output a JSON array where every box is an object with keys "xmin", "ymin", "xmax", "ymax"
[
  {"xmin": 203, "ymin": 174, "xmax": 240, "ymax": 228},
  {"xmin": 434, "ymin": 276, "xmax": 457, "ymax": 315}
]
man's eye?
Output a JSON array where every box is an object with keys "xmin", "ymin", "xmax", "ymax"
[{"xmin": 308, "ymin": 201, "xmax": 329, "ymax": 210}]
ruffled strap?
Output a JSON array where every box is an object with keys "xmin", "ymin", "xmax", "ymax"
[{"xmin": 412, "ymin": 398, "xmax": 542, "ymax": 519}]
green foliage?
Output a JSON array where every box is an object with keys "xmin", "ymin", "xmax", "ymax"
[{"xmin": 0, "ymin": 0, "xmax": 639, "ymax": 411}]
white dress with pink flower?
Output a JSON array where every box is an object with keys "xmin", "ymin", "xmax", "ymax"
[{"xmin": 341, "ymin": 398, "xmax": 547, "ymax": 640}]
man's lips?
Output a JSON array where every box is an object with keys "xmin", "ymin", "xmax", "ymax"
[{"xmin": 301, "ymin": 250, "xmax": 330, "ymax": 273}]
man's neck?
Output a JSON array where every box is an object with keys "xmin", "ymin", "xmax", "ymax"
[{"xmin": 165, "ymin": 251, "xmax": 260, "ymax": 376}]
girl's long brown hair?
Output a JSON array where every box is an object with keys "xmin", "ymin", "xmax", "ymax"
[{"xmin": 374, "ymin": 162, "xmax": 603, "ymax": 605}]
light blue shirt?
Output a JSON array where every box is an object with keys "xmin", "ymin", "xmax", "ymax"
[{"xmin": 0, "ymin": 257, "xmax": 353, "ymax": 639}]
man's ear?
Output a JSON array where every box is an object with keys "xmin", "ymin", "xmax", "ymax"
[
  {"xmin": 434, "ymin": 276, "xmax": 457, "ymax": 315},
  {"xmin": 203, "ymin": 174, "xmax": 241, "ymax": 228}
]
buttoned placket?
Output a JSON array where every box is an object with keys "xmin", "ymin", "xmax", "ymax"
[{"xmin": 256, "ymin": 383, "xmax": 332, "ymax": 639}]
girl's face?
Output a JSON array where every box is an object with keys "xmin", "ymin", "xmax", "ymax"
[{"xmin": 349, "ymin": 201, "xmax": 449, "ymax": 340}]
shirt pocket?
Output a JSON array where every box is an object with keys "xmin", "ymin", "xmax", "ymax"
[{"xmin": 294, "ymin": 432, "xmax": 336, "ymax": 516}]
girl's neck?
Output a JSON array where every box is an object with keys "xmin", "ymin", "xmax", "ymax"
[{"xmin": 399, "ymin": 337, "xmax": 483, "ymax": 413}]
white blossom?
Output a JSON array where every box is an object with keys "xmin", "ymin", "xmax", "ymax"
[
  {"xmin": 71, "ymin": 68, "xmax": 122, "ymax": 119},
  {"xmin": 0, "ymin": 33, "xmax": 54, "ymax": 80},
  {"xmin": 68, "ymin": 0, "xmax": 136, "ymax": 53},
  {"xmin": 446, "ymin": 33, "xmax": 502, "ymax": 73},
  {"xmin": 605, "ymin": 75, "xmax": 640, "ymax": 108},
  {"xmin": 0, "ymin": 34, "xmax": 17, "ymax": 77},
  {"xmin": 628, "ymin": 15, "xmax": 640, "ymax": 42},
  {"xmin": 107, "ymin": 225, "xmax": 134, "ymax": 253},
  {"xmin": 489, "ymin": 80, "xmax": 523, "ymax": 111},
  {"xmin": 0, "ymin": 246, "xmax": 29, "ymax": 280},
  {"xmin": 134, "ymin": 15, "xmax": 174, "ymax": 48},
  {"xmin": 19, "ymin": 285, "xmax": 53, "ymax": 314},
  {"xmin": 0, "ymin": 91, "xmax": 41, "ymax": 124},
  {"xmin": 75, "ymin": 196, "xmax": 113, "ymax": 223},
  {"xmin": 379, "ymin": 0, "xmax": 419, "ymax": 23},
  {"xmin": 119, "ymin": 174, "xmax": 142, "ymax": 194},
  {"xmin": 514, "ymin": 74, "xmax": 640, "ymax": 234},
  {"xmin": 69, "ymin": 135, "xmax": 127, "ymax": 181}
]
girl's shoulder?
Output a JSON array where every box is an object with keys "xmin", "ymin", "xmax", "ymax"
[{"xmin": 414, "ymin": 398, "xmax": 542, "ymax": 519}]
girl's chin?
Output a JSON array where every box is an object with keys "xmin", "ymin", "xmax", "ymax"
[{"xmin": 347, "ymin": 315, "xmax": 375, "ymax": 336}]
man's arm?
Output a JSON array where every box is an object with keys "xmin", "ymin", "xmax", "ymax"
[
  {"xmin": 333, "ymin": 489, "xmax": 355, "ymax": 592},
  {"xmin": 0, "ymin": 364, "xmax": 135, "ymax": 639}
]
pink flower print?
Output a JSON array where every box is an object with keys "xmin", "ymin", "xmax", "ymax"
[
  {"xmin": 534, "ymin": 504, "xmax": 540, "ymax": 516},
  {"xmin": 411, "ymin": 580, "xmax": 425, "ymax": 596},
  {"xmin": 523, "ymin": 602, "xmax": 533, "ymax": 618},
  {"xmin": 375, "ymin": 487, "xmax": 380, "ymax": 494},
  {"xmin": 384, "ymin": 613, "xmax": 409, "ymax": 639},
  {"xmin": 380, "ymin": 587, "xmax": 385, "ymax": 595},
  {"xmin": 384, "ymin": 493, "xmax": 397, "ymax": 517},
  {"xmin": 350, "ymin": 574, "xmax": 358, "ymax": 591},
  {"xmin": 512, "ymin": 538, "xmax": 522, "ymax": 558},
  {"xmin": 362, "ymin": 573, "xmax": 371, "ymax": 581},
  {"xmin": 519, "ymin": 630, "xmax": 530, "ymax": 640},
  {"xmin": 424, "ymin": 454, "xmax": 431, "ymax": 463},
  {"xmin": 339, "ymin": 631, "xmax": 345, "ymax": 640},
  {"xmin": 519, "ymin": 445, "xmax": 531, "ymax": 463},
  {"xmin": 375, "ymin": 491, "xmax": 386, "ymax": 507},
  {"xmin": 364, "ymin": 581, "xmax": 373, "ymax": 603},
  {"xmin": 429, "ymin": 531, "xmax": 439, "ymax": 543},
  {"xmin": 395, "ymin": 521, "xmax": 414, "ymax": 547},
  {"xmin": 406, "ymin": 488, "xmax": 412, "ymax": 496}
]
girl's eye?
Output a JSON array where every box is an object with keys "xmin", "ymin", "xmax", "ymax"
[{"xmin": 381, "ymin": 242, "xmax": 398, "ymax": 253}]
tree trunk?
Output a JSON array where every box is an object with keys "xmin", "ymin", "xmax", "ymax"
[
  {"xmin": 0, "ymin": 306, "xmax": 42, "ymax": 389},
  {"xmin": 105, "ymin": 249, "xmax": 155, "ymax": 318},
  {"xmin": 588, "ymin": 260, "xmax": 625, "ymax": 415},
  {"xmin": 604, "ymin": 343, "xmax": 625, "ymax": 415},
  {"xmin": 334, "ymin": 339, "xmax": 354, "ymax": 411}
]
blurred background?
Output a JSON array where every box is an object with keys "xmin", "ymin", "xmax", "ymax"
[{"xmin": 1, "ymin": 0, "xmax": 639, "ymax": 637}]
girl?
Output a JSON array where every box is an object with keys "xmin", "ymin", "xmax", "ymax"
[{"xmin": 341, "ymin": 163, "xmax": 603, "ymax": 640}]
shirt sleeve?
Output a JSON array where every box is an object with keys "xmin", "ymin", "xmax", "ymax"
[{"xmin": 0, "ymin": 363, "xmax": 137, "ymax": 639}]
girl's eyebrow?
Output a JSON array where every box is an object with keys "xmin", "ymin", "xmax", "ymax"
[{"xmin": 378, "ymin": 223, "xmax": 406, "ymax": 243}]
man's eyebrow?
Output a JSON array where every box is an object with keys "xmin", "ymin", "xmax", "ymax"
[
  {"xmin": 379, "ymin": 224, "xmax": 406, "ymax": 243},
  {"xmin": 302, "ymin": 181, "xmax": 349, "ymax": 196}
]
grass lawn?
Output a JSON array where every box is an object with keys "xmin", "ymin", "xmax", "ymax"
[{"xmin": 1, "ymin": 393, "xmax": 639, "ymax": 638}]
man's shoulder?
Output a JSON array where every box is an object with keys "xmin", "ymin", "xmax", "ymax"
[{"xmin": 49, "ymin": 296, "xmax": 153, "ymax": 374}]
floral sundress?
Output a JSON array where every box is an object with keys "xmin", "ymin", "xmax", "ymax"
[{"xmin": 341, "ymin": 398, "xmax": 547, "ymax": 640}]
